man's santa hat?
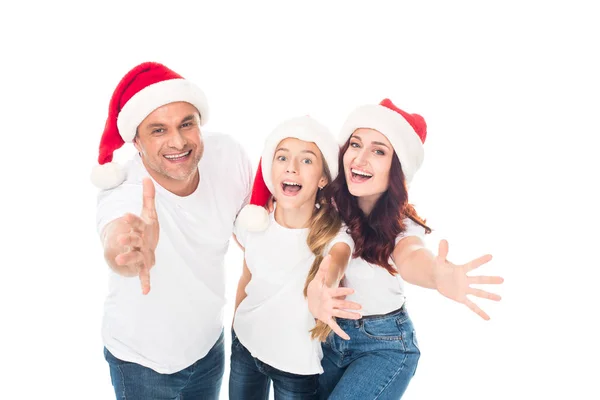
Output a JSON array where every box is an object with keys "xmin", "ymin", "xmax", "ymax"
[
  {"xmin": 236, "ymin": 116, "xmax": 339, "ymax": 232},
  {"xmin": 339, "ymin": 98, "xmax": 427, "ymax": 184},
  {"xmin": 90, "ymin": 62, "xmax": 209, "ymax": 189}
]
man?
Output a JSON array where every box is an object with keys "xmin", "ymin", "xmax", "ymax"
[{"xmin": 91, "ymin": 62, "xmax": 252, "ymax": 399}]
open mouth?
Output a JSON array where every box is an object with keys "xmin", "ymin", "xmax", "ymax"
[
  {"xmin": 350, "ymin": 168, "xmax": 373, "ymax": 183},
  {"xmin": 281, "ymin": 181, "xmax": 302, "ymax": 196},
  {"xmin": 163, "ymin": 150, "xmax": 191, "ymax": 162}
]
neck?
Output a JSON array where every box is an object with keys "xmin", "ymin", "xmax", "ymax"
[
  {"xmin": 274, "ymin": 200, "xmax": 315, "ymax": 229},
  {"xmin": 144, "ymin": 163, "xmax": 200, "ymax": 197},
  {"xmin": 357, "ymin": 193, "xmax": 381, "ymax": 216}
]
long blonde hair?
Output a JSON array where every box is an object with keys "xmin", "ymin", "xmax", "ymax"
[{"xmin": 302, "ymin": 160, "xmax": 341, "ymax": 342}]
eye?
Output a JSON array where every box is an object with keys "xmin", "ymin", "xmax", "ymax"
[
  {"xmin": 152, "ymin": 128, "xmax": 165, "ymax": 134},
  {"xmin": 375, "ymin": 149, "xmax": 385, "ymax": 156},
  {"xmin": 350, "ymin": 142, "xmax": 360, "ymax": 148},
  {"xmin": 302, "ymin": 158, "xmax": 313, "ymax": 164},
  {"xmin": 181, "ymin": 122, "xmax": 192, "ymax": 128},
  {"xmin": 276, "ymin": 155, "xmax": 287, "ymax": 161}
]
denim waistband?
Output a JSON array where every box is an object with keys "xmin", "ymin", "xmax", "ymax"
[{"xmin": 338, "ymin": 305, "xmax": 407, "ymax": 326}]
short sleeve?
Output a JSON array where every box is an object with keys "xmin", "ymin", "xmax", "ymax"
[
  {"xmin": 324, "ymin": 224, "xmax": 355, "ymax": 255},
  {"xmin": 394, "ymin": 218, "xmax": 427, "ymax": 245},
  {"xmin": 233, "ymin": 219, "xmax": 250, "ymax": 248}
]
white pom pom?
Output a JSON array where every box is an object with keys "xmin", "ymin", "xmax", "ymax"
[
  {"xmin": 90, "ymin": 162, "xmax": 126, "ymax": 189},
  {"xmin": 235, "ymin": 204, "xmax": 270, "ymax": 232}
]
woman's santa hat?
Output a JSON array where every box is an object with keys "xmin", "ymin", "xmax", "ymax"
[
  {"xmin": 90, "ymin": 62, "xmax": 210, "ymax": 189},
  {"xmin": 236, "ymin": 116, "xmax": 339, "ymax": 232},
  {"xmin": 339, "ymin": 98, "xmax": 427, "ymax": 184}
]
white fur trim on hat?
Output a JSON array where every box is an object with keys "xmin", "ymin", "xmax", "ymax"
[
  {"xmin": 339, "ymin": 104, "xmax": 424, "ymax": 184},
  {"xmin": 90, "ymin": 162, "xmax": 126, "ymax": 190},
  {"xmin": 260, "ymin": 116, "xmax": 339, "ymax": 194},
  {"xmin": 235, "ymin": 204, "xmax": 270, "ymax": 232},
  {"xmin": 117, "ymin": 79, "xmax": 209, "ymax": 142}
]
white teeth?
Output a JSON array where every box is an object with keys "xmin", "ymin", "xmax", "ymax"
[
  {"xmin": 351, "ymin": 169, "xmax": 372, "ymax": 177},
  {"xmin": 283, "ymin": 181, "xmax": 301, "ymax": 186},
  {"xmin": 165, "ymin": 151, "xmax": 191, "ymax": 159}
]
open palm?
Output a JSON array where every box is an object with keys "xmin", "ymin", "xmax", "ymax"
[{"xmin": 433, "ymin": 240, "xmax": 503, "ymax": 320}]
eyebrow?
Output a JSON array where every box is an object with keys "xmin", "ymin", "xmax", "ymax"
[
  {"xmin": 351, "ymin": 135, "xmax": 391, "ymax": 150},
  {"xmin": 145, "ymin": 115, "xmax": 196, "ymax": 129},
  {"xmin": 275, "ymin": 148, "xmax": 317, "ymax": 157}
]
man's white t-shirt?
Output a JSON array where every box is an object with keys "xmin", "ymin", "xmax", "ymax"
[
  {"xmin": 342, "ymin": 218, "xmax": 427, "ymax": 316},
  {"xmin": 233, "ymin": 212, "xmax": 354, "ymax": 375},
  {"xmin": 96, "ymin": 132, "xmax": 252, "ymax": 374}
]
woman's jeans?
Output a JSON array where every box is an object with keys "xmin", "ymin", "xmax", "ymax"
[{"xmin": 319, "ymin": 306, "xmax": 420, "ymax": 400}]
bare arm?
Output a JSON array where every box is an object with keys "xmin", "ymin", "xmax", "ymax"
[
  {"xmin": 323, "ymin": 242, "xmax": 352, "ymax": 287},
  {"xmin": 392, "ymin": 236, "xmax": 437, "ymax": 289},
  {"xmin": 393, "ymin": 236, "xmax": 504, "ymax": 320}
]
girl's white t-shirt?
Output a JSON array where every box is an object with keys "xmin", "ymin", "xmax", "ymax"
[
  {"xmin": 342, "ymin": 218, "xmax": 427, "ymax": 316},
  {"xmin": 233, "ymin": 212, "xmax": 354, "ymax": 375}
]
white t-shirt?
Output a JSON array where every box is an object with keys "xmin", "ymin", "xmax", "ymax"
[
  {"xmin": 342, "ymin": 218, "xmax": 426, "ymax": 316},
  {"xmin": 233, "ymin": 212, "xmax": 354, "ymax": 375},
  {"xmin": 96, "ymin": 132, "xmax": 252, "ymax": 374}
]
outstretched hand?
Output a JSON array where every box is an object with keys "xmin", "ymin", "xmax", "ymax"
[
  {"xmin": 114, "ymin": 178, "xmax": 160, "ymax": 295},
  {"xmin": 307, "ymin": 255, "xmax": 362, "ymax": 340},
  {"xmin": 433, "ymin": 240, "xmax": 503, "ymax": 320}
]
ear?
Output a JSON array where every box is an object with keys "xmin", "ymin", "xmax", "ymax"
[
  {"xmin": 318, "ymin": 175, "xmax": 328, "ymax": 189},
  {"xmin": 133, "ymin": 135, "xmax": 142, "ymax": 153}
]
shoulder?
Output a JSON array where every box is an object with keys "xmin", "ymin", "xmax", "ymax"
[
  {"xmin": 394, "ymin": 218, "xmax": 427, "ymax": 245},
  {"xmin": 203, "ymin": 132, "xmax": 245, "ymax": 154}
]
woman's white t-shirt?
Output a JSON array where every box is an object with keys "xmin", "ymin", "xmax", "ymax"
[
  {"xmin": 342, "ymin": 218, "xmax": 426, "ymax": 316},
  {"xmin": 233, "ymin": 212, "xmax": 354, "ymax": 375}
]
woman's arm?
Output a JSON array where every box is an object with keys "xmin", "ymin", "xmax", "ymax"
[
  {"xmin": 393, "ymin": 237, "xmax": 504, "ymax": 320},
  {"xmin": 392, "ymin": 236, "xmax": 437, "ymax": 289}
]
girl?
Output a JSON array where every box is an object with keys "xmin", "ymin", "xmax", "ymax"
[
  {"xmin": 308, "ymin": 99, "xmax": 504, "ymax": 399},
  {"xmin": 229, "ymin": 116, "xmax": 358, "ymax": 400}
]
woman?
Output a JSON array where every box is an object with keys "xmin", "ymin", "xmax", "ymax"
[
  {"xmin": 229, "ymin": 116, "xmax": 359, "ymax": 399},
  {"xmin": 307, "ymin": 99, "xmax": 504, "ymax": 399}
]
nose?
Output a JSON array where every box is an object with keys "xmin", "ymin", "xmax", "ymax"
[
  {"xmin": 167, "ymin": 129, "xmax": 187, "ymax": 150},
  {"xmin": 354, "ymin": 148, "xmax": 368, "ymax": 166},
  {"xmin": 286, "ymin": 158, "xmax": 299, "ymax": 174}
]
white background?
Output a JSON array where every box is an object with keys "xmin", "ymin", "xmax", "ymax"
[{"xmin": 1, "ymin": 0, "xmax": 598, "ymax": 399}]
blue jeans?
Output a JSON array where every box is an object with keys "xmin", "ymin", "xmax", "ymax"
[
  {"xmin": 319, "ymin": 307, "xmax": 420, "ymax": 400},
  {"xmin": 229, "ymin": 329, "xmax": 319, "ymax": 399},
  {"xmin": 104, "ymin": 330, "xmax": 225, "ymax": 399}
]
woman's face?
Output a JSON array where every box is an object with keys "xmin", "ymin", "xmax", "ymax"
[
  {"xmin": 271, "ymin": 137, "xmax": 328, "ymax": 210},
  {"xmin": 343, "ymin": 128, "xmax": 394, "ymax": 204}
]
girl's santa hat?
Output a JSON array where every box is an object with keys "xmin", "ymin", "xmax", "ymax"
[{"xmin": 236, "ymin": 116, "xmax": 339, "ymax": 232}]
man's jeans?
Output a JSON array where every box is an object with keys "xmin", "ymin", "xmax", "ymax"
[{"xmin": 104, "ymin": 330, "xmax": 225, "ymax": 399}]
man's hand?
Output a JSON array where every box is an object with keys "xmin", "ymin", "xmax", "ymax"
[{"xmin": 105, "ymin": 178, "xmax": 159, "ymax": 295}]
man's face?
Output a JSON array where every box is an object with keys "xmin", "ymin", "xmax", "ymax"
[{"xmin": 133, "ymin": 102, "xmax": 204, "ymax": 184}]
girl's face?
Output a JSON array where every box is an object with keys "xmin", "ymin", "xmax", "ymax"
[
  {"xmin": 343, "ymin": 128, "xmax": 394, "ymax": 204},
  {"xmin": 271, "ymin": 138, "xmax": 328, "ymax": 210}
]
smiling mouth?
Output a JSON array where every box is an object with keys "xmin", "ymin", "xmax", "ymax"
[
  {"xmin": 350, "ymin": 168, "xmax": 373, "ymax": 183},
  {"xmin": 163, "ymin": 150, "xmax": 191, "ymax": 161},
  {"xmin": 281, "ymin": 181, "xmax": 302, "ymax": 196}
]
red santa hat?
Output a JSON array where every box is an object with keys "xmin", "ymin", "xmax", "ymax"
[
  {"xmin": 236, "ymin": 116, "xmax": 339, "ymax": 232},
  {"xmin": 90, "ymin": 62, "xmax": 210, "ymax": 189},
  {"xmin": 339, "ymin": 98, "xmax": 427, "ymax": 184}
]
